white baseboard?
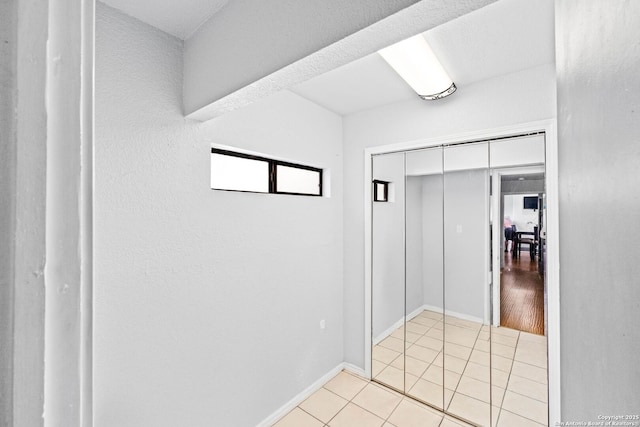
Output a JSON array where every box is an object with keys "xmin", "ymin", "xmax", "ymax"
[
  {"xmin": 373, "ymin": 305, "xmax": 485, "ymax": 349},
  {"xmin": 421, "ymin": 303, "xmax": 443, "ymax": 313},
  {"xmin": 343, "ymin": 362, "xmax": 366, "ymax": 379},
  {"xmin": 256, "ymin": 363, "xmax": 346, "ymax": 427},
  {"xmin": 421, "ymin": 304, "xmax": 484, "ymax": 325},
  {"xmin": 373, "ymin": 317, "xmax": 404, "ymax": 346},
  {"xmin": 372, "ymin": 305, "xmax": 425, "ymax": 345},
  {"xmin": 406, "ymin": 305, "xmax": 424, "ymax": 322}
]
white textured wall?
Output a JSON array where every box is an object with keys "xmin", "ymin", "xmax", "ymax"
[
  {"xmin": 556, "ymin": 0, "xmax": 640, "ymax": 420},
  {"xmin": 0, "ymin": 1, "xmax": 16, "ymax": 424},
  {"xmin": 95, "ymin": 4, "xmax": 343, "ymax": 426},
  {"xmin": 343, "ymin": 63, "xmax": 556, "ymax": 367},
  {"xmin": 44, "ymin": 0, "xmax": 93, "ymax": 423},
  {"xmin": 504, "ymin": 194, "xmax": 539, "ymax": 233},
  {"xmin": 6, "ymin": 0, "xmax": 48, "ymax": 425}
]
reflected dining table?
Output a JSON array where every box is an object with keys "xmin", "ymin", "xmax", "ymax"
[{"xmin": 514, "ymin": 231, "xmax": 536, "ymax": 259}]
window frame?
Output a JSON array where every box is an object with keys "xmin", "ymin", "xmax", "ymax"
[
  {"xmin": 373, "ymin": 180, "xmax": 389, "ymax": 202},
  {"xmin": 210, "ymin": 148, "xmax": 323, "ymax": 197}
]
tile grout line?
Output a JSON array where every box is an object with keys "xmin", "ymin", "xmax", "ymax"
[
  {"xmin": 382, "ymin": 312, "xmax": 452, "ymax": 423},
  {"xmin": 446, "ymin": 321, "xmax": 483, "ymax": 413},
  {"xmin": 492, "ymin": 334, "xmax": 550, "ymax": 424},
  {"xmin": 305, "ymin": 384, "xmax": 349, "ymax": 426},
  {"xmin": 503, "ymin": 387, "xmax": 549, "ymax": 406},
  {"xmin": 495, "ymin": 330, "xmax": 520, "ymax": 427},
  {"xmin": 381, "ymin": 387, "xmax": 405, "ymax": 426},
  {"xmin": 321, "ymin": 374, "xmax": 374, "ymax": 426},
  {"xmin": 350, "ymin": 377, "xmax": 401, "ymax": 426},
  {"xmin": 498, "ymin": 407, "xmax": 546, "ymax": 427},
  {"xmin": 404, "ymin": 314, "xmax": 441, "ymax": 395},
  {"xmin": 296, "ymin": 405, "xmax": 333, "ymax": 426}
]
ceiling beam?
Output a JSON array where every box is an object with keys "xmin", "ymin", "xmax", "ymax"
[{"xmin": 184, "ymin": 0, "xmax": 498, "ymax": 121}]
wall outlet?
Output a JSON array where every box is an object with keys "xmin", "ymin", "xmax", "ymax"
[
  {"xmin": 456, "ymin": 224, "xmax": 463, "ymax": 233},
  {"xmin": 319, "ymin": 319, "xmax": 326, "ymax": 330}
]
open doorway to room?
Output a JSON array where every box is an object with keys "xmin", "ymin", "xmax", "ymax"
[{"xmin": 499, "ymin": 172, "xmax": 546, "ymax": 336}]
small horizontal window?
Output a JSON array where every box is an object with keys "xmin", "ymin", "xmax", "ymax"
[
  {"xmin": 210, "ymin": 151, "xmax": 270, "ymax": 193},
  {"xmin": 211, "ymin": 148, "xmax": 323, "ymax": 196},
  {"xmin": 275, "ymin": 164, "xmax": 322, "ymax": 196}
]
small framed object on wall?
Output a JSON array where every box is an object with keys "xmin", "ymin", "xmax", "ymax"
[{"xmin": 373, "ymin": 180, "xmax": 389, "ymax": 202}]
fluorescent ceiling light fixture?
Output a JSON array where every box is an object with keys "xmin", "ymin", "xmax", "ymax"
[{"xmin": 379, "ymin": 34, "xmax": 456, "ymax": 100}]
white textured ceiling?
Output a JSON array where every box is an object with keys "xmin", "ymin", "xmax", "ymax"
[
  {"xmin": 100, "ymin": 0, "xmax": 228, "ymax": 39},
  {"xmin": 291, "ymin": 0, "xmax": 555, "ymax": 116}
]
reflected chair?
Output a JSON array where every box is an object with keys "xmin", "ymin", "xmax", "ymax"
[{"xmin": 517, "ymin": 226, "xmax": 538, "ymax": 260}]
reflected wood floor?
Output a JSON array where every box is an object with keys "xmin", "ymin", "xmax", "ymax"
[{"xmin": 500, "ymin": 252, "xmax": 545, "ymax": 335}]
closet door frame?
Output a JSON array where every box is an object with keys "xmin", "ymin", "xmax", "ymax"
[{"xmin": 363, "ymin": 119, "xmax": 560, "ymax": 425}]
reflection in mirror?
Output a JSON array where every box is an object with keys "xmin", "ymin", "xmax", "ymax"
[
  {"xmin": 370, "ymin": 135, "xmax": 550, "ymax": 426},
  {"xmin": 371, "ymin": 152, "xmax": 406, "ymax": 393},
  {"xmin": 490, "ymin": 134, "xmax": 549, "ymax": 427},
  {"xmin": 443, "ymin": 142, "xmax": 492, "ymax": 426},
  {"xmin": 373, "ymin": 180, "xmax": 389, "ymax": 202},
  {"xmin": 403, "ymin": 148, "xmax": 445, "ymax": 411}
]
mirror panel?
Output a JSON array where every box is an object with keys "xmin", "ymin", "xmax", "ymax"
[
  {"xmin": 490, "ymin": 138, "xmax": 549, "ymax": 427},
  {"xmin": 404, "ymin": 147, "xmax": 445, "ymax": 410},
  {"xmin": 443, "ymin": 143, "xmax": 492, "ymax": 426},
  {"xmin": 371, "ymin": 152, "xmax": 406, "ymax": 393}
]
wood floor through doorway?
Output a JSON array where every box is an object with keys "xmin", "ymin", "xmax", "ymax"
[{"xmin": 500, "ymin": 252, "xmax": 545, "ymax": 335}]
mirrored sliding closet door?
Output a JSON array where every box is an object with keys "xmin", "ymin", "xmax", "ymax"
[
  {"xmin": 442, "ymin": 142, "xmax": 492, "ymax": 425},
  {"xmin": 371, "ymin": 133, "xmax": 549, "ymax": 427},
  {"xmin": 403, "ymin": 148, "xmax": 445, "ymax": 410}
]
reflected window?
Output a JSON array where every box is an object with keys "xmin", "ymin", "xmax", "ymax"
[{"xmin": 373, "ymin": 180, "xmax": 389, "ymax": 202}]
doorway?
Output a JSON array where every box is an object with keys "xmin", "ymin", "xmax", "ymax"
[
  {"xmin": 491, "ymin": 169, "xmax": 547, "ymax": 337},
  {"xmin": 500, "ymin": 179, "xmax": 546, "ymax": 335}
]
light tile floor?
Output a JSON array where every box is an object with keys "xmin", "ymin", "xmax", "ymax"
[
  {"xmin": 274, "ymin": 371, "xmax": 475, "ymax": 427},
  {"xmin": 371, "ymin": 310, "xmax": 549, "ymax": 426},
  {"xmin": 274, "ymin": 309, "xmax": 548, "ymax": 427}
]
